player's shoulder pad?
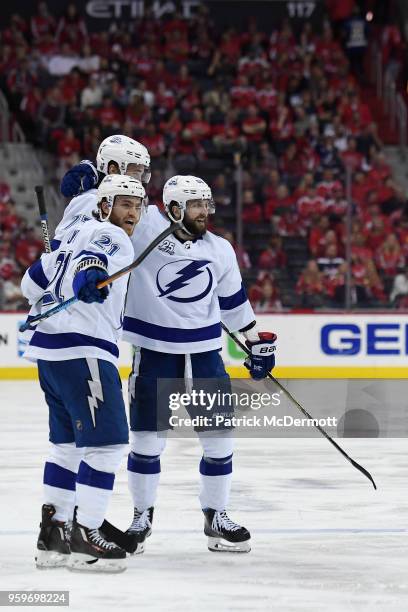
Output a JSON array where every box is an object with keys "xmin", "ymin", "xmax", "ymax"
[
  {"xmin": 90, "ymin": 220, "xmax": 133, "ymax": 251},
  {"xmin": 207, "ymin": 231, "xmax": 236, "ymax": 259},
  {"xmin": 66, "ymin": 188, "xmax": 98, "ymax": 211}
]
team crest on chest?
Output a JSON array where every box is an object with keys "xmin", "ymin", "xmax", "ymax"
[{"xmin": 156, "ymin": 259, "xmax": 213, "ymax": 303}]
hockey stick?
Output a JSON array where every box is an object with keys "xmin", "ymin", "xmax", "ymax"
[
  {"xmin": 35, "ymin": 185, "xmax": 51, "ymax": 254},
  {"xmin": 19, "ymin": 222, "xmax": 180, "ymax": 332},
  {"xmin": 222, "ymin": 323, "xmax": 377, "ymax": 490}
]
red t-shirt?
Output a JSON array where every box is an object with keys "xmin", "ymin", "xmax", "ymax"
[
  {"xmin": 15, "ymin": 238, "xmax": 43, "ymax": 267},
  {"xmin": 58, "ymin": 136, "xmax": 81, "ymax": 158}
]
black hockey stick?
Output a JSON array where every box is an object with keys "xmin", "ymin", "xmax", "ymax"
[
  {"xmin": 222, "ymin": 323, "xmax": 377, "ymax": 490},
  {"xmin": 19, "ymin": 222, "xmax": 181, "ymax": 332},
  {"xmin": 35, "ymin": 185, "xmax": 51, "ymax": 254},
  {"xmin": 100, "ymin": 518, "xmax": 148, "ymax": 554}
]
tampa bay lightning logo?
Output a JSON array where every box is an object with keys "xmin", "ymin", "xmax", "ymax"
[{"xmin": 156, "ymin": 259, "xmax": 213, "ymax": 303}]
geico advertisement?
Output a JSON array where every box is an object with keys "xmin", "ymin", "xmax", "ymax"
[
  {"xmin": 1, "ymin": 313, "xmax": 408, "ymax": 370},
  {"xmin": 221, "ymin": 314, "xmax": 408, "ymax": 366}
]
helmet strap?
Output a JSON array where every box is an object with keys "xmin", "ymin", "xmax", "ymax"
[{"xmin": 167, "ymin": 205, "xmax": 194, "ymax": 236}]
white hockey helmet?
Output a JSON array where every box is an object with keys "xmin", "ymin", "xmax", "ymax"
[
  {"xmin": 162, "ymin": 175, "xmax": 215, "ymax": 224},
  {"xmin": 97, "ymin": 174, "xmax": 147, "ymax": 222},
  {"xmin": 96, "ymin": 135, "xmax": 151, "ymax": 183}
]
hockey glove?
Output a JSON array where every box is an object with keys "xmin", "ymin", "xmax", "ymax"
[
  {"xmin": 61, "ymin": 160, "xmax": 99, "ymax": 198},
  {"xmin": 73, "ymin": 267, "xmax": 110, "ymax": 304},
  {"xmin": 245, "ymin": 332, "xmax": 277, "ymax": 381}
]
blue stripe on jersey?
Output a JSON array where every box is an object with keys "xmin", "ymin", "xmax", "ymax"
[
  {"xmin": 44, "ymin": 461, "xmax": 76, "ymax": 491},
  {"xmin": 77, "ymin": 461, "xmax": 115, "ymax": 490},
  {"xmin": 123, "ymin": 317, "xmax": 221, "ymax": 343},
  {"xmin": 28, "ymin": 260, "xmax": 49, "ymax": 290},
  {"xmin": 30, "ymin": 331, "xmax": 119, "ymax": 358},
  {"xmin": 51, "ymin": 239, "xmax": 61, "ymax": 251},
  {"xmin": 218, "ymin": 283, "xmax": 248, "ymax": 311}
]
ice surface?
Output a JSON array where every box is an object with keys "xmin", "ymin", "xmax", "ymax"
[{"xmin": 0, "ymin": 381, "xmax": 407, "ymax": 612}]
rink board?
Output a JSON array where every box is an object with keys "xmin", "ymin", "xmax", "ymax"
[{"xmin": 1, "ymin": 312, "xmax": 408, "ymax": 379}]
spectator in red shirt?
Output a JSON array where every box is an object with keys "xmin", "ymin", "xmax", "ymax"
[
  {"xmin": 309, "ymin": 215, "xmax": 330, "ymax": 256},
  {"xmin": 230, "ymin": 75, "xmax": 256, "ymax": 110},
  {"xmin": 297, "ymin": 185, "xmax": 325, "ymax": 222},
  {"xmin": 185, "ymin": 107, "xmax": 211, "ymax": 144},
  {"xmin": 256, "ymin": 82, "xmax": 278, "ymax": 112},
  {"xmin": 270, "ymin": 103, "xmax": 294, "ymax": 153},
  {"xmin": 316, "ymin": 168, "xmax": 343, "ymax": 200},
  {"xmin": 375, "ymin": 234, "xmax": 405, "ymax": 277},
  {"xmin": 57, "ymin": 127, "xmax": 81, "ymax": 158},
  {"xmin": 262, "ymin": 169, "xmax": 281, "ymax": 202},
  {"xmin": 38, "ymin": 86, "xmax": 65, "ymax": 144},
  {"xmin": 97, "ymin": 96, "xmax": 122, "ymax": 130},
  {"xmin": 155, "ymin": 82, "xmax": 176, "ymax": 116},
  {"xmin": 253, "ymin": 278, "xmax": 282, "ymax": 313},
  {"xmin": 258, "ymin": 236, "xmax": 287, "ymax": 270},
  {"xmin": 351, "ymin": 231, "xmax": 373, "ymax": 260},
  {"xmin": 212, "ymin": 110, "xmax": 244, "ymax": 155},
  {"xmin": 265, "ymin": 184, "xmax": 294, "ymax": 219},
  {"xmin": 242, "ymin": 189, "xmax": 262, "ymax": 224},
  {"xmin": 15, "ymin": 229, "xmax": 43, "ymax": 269},
  {"xmin": 159, "ymin": 109, "xmax": 182, "ymax": 141},
  {"xmin": 296, "ymin": 260, "xmax": 326, "ymax": 308},
  {"xmin": 164, "ymin": 30, "xmax": 189, "ymax": 64},
  {"xmin": 174, "ymin": 64, "xmax": 192, "ymax": 98},
  {"xmin": 276, "ymin": 209, "xmax": 306, "ymax": 237},
  {"xmin": 279, "ymin": 142, "xmax": 305, "ymax": 180},
  {"xmin": 140, "ymin": 124, "xmax": 166, "ymax": 160},
  {"xmin": 31, "ymin": 1, "xmax": 56, "ymax": 41},
  {"xmin": 341, "ymin": 136, "xmax": 363, "ymax": 171},
  {"xmin": 363, "ymin": 211, "xmax": 388, "ymax": 251},
  {"xmin": 242, "ymin": 105, "xmax": 267, "ymax": 142},
  {"xmin": 56, "ymin": 3, "xmax": 88, "ymax": 52},
  {"xmin": 352, "ymin": 170, "xmax": 371, "ymax": 210}
]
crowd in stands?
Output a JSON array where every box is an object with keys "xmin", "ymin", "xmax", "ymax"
[
  {"xmin": 1, "ymin": 1, "xmax": 408, "ymax": 311},
  {"xmin": 0, "ymin": 182, "xmax": 43, "ymax": 309}
]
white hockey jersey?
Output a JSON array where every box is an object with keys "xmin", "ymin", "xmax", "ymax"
[
  {"xmin": 21, "ymin": 216, "xmax": 133, "ymax": 365},
  {"xmin": 123, "ymin": 206, "xmax": 255, "ymax": 353}
]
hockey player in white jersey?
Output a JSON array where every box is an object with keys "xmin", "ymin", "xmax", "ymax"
[
  {"xmin": 23, "ymin": 135, "xmax": 151, "ymax": 334},
  {"xmin": 21, "ymin": 175, "xmax": 147, "ymax": 572},
  {"xmin": 118, "ymin": 175, "xmax": 277, "ymax": 554}
]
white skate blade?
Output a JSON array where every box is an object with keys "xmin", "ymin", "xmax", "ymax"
[
  {"xmin": 207, "ymin": 536, "xmax": 251, "ymax": 553},
  {"xmin": 68, "ymin": 552, "xmax": 126, "ymax": 573},
  {"xmin": 35, "ymin": 549, "xmax": 69, "ymax": 569}
]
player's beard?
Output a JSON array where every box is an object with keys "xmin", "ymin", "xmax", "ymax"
[{"xmin": 183, "ymin": 216, "xmax": 208, "ymax": 237}]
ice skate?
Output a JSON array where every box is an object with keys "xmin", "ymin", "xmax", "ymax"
[
  {"xmin": 126, "ymin": 506, "xmax": 154, "ymax": 554},
  {"xmin": 68, "ymin": 520, "xmax": 126, "ymax": 573},
  {"xmin": 203, "ymin": 509, "xmax": 251, "ymax": 553},
  {"xmin": 35, "ymin": 504, "xmax": 71, "ymax": 569}
]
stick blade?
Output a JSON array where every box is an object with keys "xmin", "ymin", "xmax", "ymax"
[
  {"xmin": 100, "ymin": 519, "xmax": 138, "ymax": 554},
  {"xmin": 350, "ymin": 458, "xmax": 377, "ymax": 490}
]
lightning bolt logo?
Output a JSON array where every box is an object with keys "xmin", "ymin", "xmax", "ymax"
[
  {"xmin": 156, "ymin": 259, "xmax": 213, "ymax": 303},
  {"xmin": 86, "ymin": 358, "xmax": 104, "ymax": 428}
]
